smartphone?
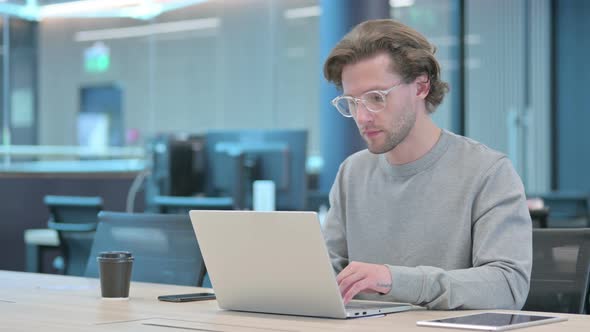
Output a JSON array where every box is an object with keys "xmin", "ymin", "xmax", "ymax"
[{"xmin": 157, "ymin": 292, "xmax": 216, "ymax": 302}]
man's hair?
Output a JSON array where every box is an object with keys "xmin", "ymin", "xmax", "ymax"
[{"xmin": 324, "ymin": 19, "xmax": 449, "ymax": 113}]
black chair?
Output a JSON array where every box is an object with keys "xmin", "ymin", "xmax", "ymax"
[
  {"xmin": 153, "ymin": 195, "xmax": 234, "ymax": 214},
  {"xmin": 45, "ymin": 195, "xmax": 103, "ymax": 276},
  {"xmin": 530, "ymin": 207, "xmax": 550, "ymax": 228},
  {"xmin": 523, "ymin": 228, "xmax": 590, "ymax": 314},
  {"xmin": 85, "ymin": 211, "xmax": 207, "ymax": 287}
]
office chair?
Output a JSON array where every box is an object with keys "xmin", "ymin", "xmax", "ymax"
[
  {"xmin": 153, "ymin": 195, "xmax": 234, "ymax": 214},
  {"xmin": 529, "ymin": 207, "xmax": 550, "ymax": 228},
  {"xmin": 45, "ymin": 195, "xmax": 103, "ymax": 276},
  {"xmin": 85, "ymin": 211, "xmax": 207, "ymax": 287},
  {"xmin": 523, "ymin": 228, "xmax": 590, "ymax": 314}
]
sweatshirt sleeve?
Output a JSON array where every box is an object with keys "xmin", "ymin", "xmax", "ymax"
[
  {"xmin": 381, "ymin": 157, "xmax": 532, "ymax": 309},
  {"xmin": 322, "ymin": 165, "xmax": 349, "ymax": 274}
]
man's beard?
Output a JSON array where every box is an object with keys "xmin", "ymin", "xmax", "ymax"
[{"xmin": 364, "ymin": 108, "xmax": 416, "ymax": 154}]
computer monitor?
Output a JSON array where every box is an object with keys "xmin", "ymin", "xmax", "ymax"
[
  {"xmin": 205, "ymin": 129, "xmax": 307, "ymax": 211},
  {"xmin": 146, "ymin": 134, "xmax": 207, "ymax": 203}
]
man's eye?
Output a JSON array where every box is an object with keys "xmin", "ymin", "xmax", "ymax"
[{"xmin": 365, "ymin": 93, "xmax": 383, "ymax": 103}]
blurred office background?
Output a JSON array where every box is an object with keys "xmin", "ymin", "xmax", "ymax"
[{"xmin": 0, "ymin": 0, "xmax": 589, "ymax": 279}]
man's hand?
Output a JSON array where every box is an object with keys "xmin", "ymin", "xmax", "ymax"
[{"xmin": 336, "ymin": 261, "xmax": 392, "ymax": 304}]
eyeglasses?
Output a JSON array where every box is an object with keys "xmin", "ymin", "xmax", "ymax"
[{"xmin": 331, "ymin": 83, "xmax": 401, "ymax": 118}]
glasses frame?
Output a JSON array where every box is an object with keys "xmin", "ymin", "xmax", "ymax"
[{"xmin": 331, "ymin": 83, "xmax": 401, "ymax": 118}]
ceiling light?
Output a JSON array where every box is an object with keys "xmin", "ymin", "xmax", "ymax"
[
  {"xmin": 40, "ymin": 0, "xmax": 142, "ymax": 18},
  {"xmin": 389, "ymin": 0, "xmax": 415, "ymax": 8},
  {"xmin": 284, "ymin": 6, "xmax": 321, "ymax": 20},
  {"xmin": 74, "ymin": 17, "xmax": 220, "ymax": 42}
]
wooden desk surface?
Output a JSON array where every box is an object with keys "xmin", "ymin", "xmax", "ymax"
[{"xmin": 0, "ymin": 271, "xmax": 587, "ymax": 331}]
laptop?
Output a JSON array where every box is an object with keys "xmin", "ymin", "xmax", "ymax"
[{"xmin": 189, "ymin": 210, "xmax": 412, "ymax": 319}]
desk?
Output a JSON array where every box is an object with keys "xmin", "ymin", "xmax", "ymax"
[{"xmin": 1, "ymin": 271, "xmax": 587, "ymax": 331}]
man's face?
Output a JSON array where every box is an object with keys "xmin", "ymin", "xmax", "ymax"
[{"xmin": 341, "ymin": 53, "xmax": 417, "ymax": 154}]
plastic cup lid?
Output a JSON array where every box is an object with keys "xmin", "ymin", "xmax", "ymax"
[{"xmin": 97, "ymin": 251, "xmax": 133, "ymax": 260}]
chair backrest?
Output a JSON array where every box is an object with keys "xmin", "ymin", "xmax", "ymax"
[
  {"xmin": 45, "ymin": 195, "xmax": 103, "ymax": 276},
  {"xmin": 523, "ymin": 228, "xmax": 590, "ymax": 314},
  {"xmin": 529, "ymin": 207, "xmax": 550, "ymax": 228},
  {"xmin": 85, "ymin": 211, "xmax": 206, "ymax": 287},
  {"xmin": 153, "ymin": 195, "xmax": 234, "ymax": 214}
]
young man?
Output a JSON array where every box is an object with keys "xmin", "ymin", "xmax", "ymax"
[{"xmin": 322, "ymin": 19, "xmax": 531, "ymax": 310}]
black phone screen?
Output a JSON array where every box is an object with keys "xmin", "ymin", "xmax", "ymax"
[{"xmin": 157, "ymin": 292, "xmax": 216, "ymax": 302}]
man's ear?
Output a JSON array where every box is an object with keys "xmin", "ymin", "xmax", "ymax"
[{"xmin": 415, "ymin": 74, "xmax": 430, "ymax": 99}]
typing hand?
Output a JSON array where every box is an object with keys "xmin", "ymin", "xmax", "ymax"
[{"xmin": 336, "ymin": 261, "xmax": 392, "ymax": 304}]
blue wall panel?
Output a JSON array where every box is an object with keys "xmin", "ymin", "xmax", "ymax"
[{"xmin": 556, "ymin": 0, "xmax": 590, "ymax": 191}]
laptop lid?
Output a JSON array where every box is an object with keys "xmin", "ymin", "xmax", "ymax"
[{"xmin": 190, "ymin": 210, "xmax": 352, "ymax": 318}]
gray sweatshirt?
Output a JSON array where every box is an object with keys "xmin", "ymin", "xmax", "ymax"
[{"xmin": 322, "ymin": 130, "xmax": 532, "ymax": 310}]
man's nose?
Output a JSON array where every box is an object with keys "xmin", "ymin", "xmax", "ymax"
[{"xmin": 354, "ymin": 102, "xmax": 373, "ymax": 124}]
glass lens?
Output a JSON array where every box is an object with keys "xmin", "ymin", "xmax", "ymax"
[
  {"xmin": 363, "ymin": 91, "xmax": 386, "ymax": 112},
  {"xmin": 335, "ymin": 97, "xmax": 355, "ymax": 116}
]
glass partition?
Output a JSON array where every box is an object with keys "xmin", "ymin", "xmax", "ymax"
[{"xmin": 0, "ymin": 0, "xmax": 320, "ymax": 169}]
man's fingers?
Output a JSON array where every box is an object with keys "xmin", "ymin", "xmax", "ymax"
[
  {"xmin": 337, "ymin": 262, "xmax": 392, "ymax": 304},
  {"xmin": 343, "ymin": 278, "xmax": 369, "ymax": 304},
  {"xmin": 338, "ymin": 269, "xmax": 365, "ymax": 295},
  {"xmin": 336, "ymin": 262, "xmax": 358, "ymax": 284}
]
